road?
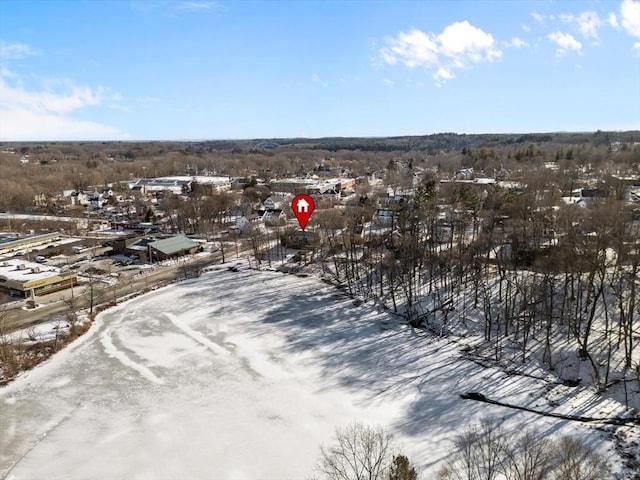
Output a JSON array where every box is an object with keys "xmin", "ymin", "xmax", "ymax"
[{"xmin": 2, "ymin": 250, "xmax": 235, "ymax": 333}]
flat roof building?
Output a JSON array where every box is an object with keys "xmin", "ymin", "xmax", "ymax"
[
  {"xmin": 133, "ymin": 176, "xmax": 231, "ymax": 195},
  {"xmin": 270, "ymin": 177, "xmax": 355, "ymax": 195},
  {"xmin": 112, "ymin": 234, "xmax": 200, "ymax": 262},
  {"xmin": 0, "ymin": 232, "xmax": 61, "ymax": 256},
  {"xmin": 0, "ymin": 259, "xmax": 77, "ymax": 297}
]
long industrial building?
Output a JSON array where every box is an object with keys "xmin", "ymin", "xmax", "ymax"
[
  {"xmin": 0, "ymin": 259, "xmax": 77, "ymax": 298},
  {"xmin": 0, "ymin": 232, "xmax": 61, "ymax": 256}
]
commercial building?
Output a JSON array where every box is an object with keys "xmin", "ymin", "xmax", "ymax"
[
  {"xmin": 270, "ymin": 177, "xmax": 356, "ymax": 195},
  {"xmin": 132, "ymin": 176, "xmax": 231, "ymax": 195},
  {"xmin": 112, "ymin": 234, "xmax": 200, "ymax": 263},
  {"xmin": 0, "ymin": 259, "xmax": 77, "ymax": 297},
  {"xmin": 0, "ymin": 232, "xmax": 61, "ymax": 256}
]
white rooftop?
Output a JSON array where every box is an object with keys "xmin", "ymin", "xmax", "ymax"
[{"xmin": 0, "ymin": 259, "xmax": 63, "ymax": 283}]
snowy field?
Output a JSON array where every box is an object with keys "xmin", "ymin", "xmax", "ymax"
[{"xmin": 0, "ymin": 264, "xmax": 633, "ymax": 479}]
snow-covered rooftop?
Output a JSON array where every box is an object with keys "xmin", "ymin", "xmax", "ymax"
[{"xmin": 0, "ymin": 259, "xmax": 62, "ymax": 283}]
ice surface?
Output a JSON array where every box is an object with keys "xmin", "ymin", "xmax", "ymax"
[{"xmin": 0, "ymin": 268, "xmax": 626, "ymax": 479}]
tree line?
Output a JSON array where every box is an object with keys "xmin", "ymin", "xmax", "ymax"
[{"xmin": 317, "ymin": 168, "xmax": 639, "ymax": 392}]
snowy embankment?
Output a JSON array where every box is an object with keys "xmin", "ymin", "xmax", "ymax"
[{"xmin": 0, "ymin": 263, "xmax": 636, "ymax": 479}]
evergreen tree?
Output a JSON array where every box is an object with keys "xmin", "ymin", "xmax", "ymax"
[{"xmin": 388, "ymin": 455, "xmax": 418, "ymax": 480}]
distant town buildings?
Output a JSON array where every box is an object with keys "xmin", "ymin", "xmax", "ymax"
[{"xmin": 133, "ymin": 176, "xmax": 231, "ymax": 195}]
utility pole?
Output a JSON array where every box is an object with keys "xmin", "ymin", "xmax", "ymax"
[{"xmin": 89, "ymin": 268, "xmax": 94, "ymax": 315}]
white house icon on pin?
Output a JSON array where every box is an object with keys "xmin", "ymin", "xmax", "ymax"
[{"xmin": 297, "ymin": 198, "xmax": 310, "ymax": 213}]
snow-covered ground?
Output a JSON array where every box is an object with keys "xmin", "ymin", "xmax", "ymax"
[{"xmin": 0, "ymin": 263, "xmax": 634, "ymax": 479}]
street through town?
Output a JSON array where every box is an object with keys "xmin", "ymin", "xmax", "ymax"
[{"xmin": 3, "ymin": 249, "xmax": 234, "ymax": 333}]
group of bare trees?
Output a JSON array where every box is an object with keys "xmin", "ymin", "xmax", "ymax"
[
  {"xmin": 318, "ymin": 166, "xmax": 639, "ymax": 391},
  {"xmin": 316, "ymin": 422, "xmax": 417, "ymax": 480},
  {"xmin": 315, "ymin": 421, "xmax": 607, "ymax": 480},
  {"xmin": 437, "ymin": 421, "xmax": 609, "ymax": 480},
  {"xmin": 161, "ymin": 190, "xmax": 236, "ymax": 235}
]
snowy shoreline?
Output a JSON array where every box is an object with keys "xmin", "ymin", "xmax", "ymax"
[{"xmin": 1, "ymin": 263, "xmax": 638, "ymax": 479}]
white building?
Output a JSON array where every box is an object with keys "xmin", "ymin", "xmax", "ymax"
[{"xmin": 133, "ymin": 176, "xmax": 231, "ymax": 195}]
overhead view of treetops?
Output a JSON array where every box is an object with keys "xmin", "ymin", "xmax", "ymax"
[{"xmin": 1, "ymin": 1, "xmax": 639, "ymax": 479}]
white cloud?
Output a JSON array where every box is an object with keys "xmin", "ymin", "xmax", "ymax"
[
  {"xmin": 0, "ymin": 107, "xmax": 125, "ymax": 141},
  {"xmin": 0, "ymin": 66, "xmax": 18, "ymax": 78},
  {"xmin": 620, "ymin": 0, "xmax": 640, "ymax": 37},
  {"xmin": 379, "ymin": 21, "xmax": 501, "ymax": 86},
  {"xmin": 432, "ymin": 67, "xmax": 454, "ymax": 87},
  {"xmin": 380, "ymin": 29, "xmax": 439, "ymax": 68},
  {"xmin": 0, "ymin": 40, "xmax": 127, "ymax": 140},
  {"xmin": 382, "ymin": 78, "xmax": 395, "ymax": 87},
  {"xmin": 548, "ymin": 31, "xmax": 582, "ymax": 56},
  {"xmin": 438, "ymin": 21, "xmax": 501, "ymax": 62},
  {"xmin": 633, "ymin": 41, "xmax": 640, "ymax": 56},
  {"xmin": 311, "ymin": 73, "xmax": 328, "ymax": 87},
  {"xmin": 131, "ymin": 1, "xmax": 223, "ymax": 16},
  {"xmin": 531, "ymin": 12, "xmax": 544, "ymax": 23},
  {"xmin": 522, "ymin": 24, "xmax": 531, "ymax": 32},
  {"xmin": 7, "ymin": 81, "xmax": 108, "ymax": 114},
  {"xmin": 504, "ymin": 37, "xmax": 529, "ymax": 48},
  {"xmin": 0, "ymin": 41, "xmax": 37, "ymax": 60},
  {"xmin": 176, "ymin": 1, "xmax": 218, "ymax": 11},
  {"xmin": 560, "ymin": 11, "xmax": 603, "ymax": 39},
  {"xmin": 0, "ymin": 73, "xmax": 127, "ymax": 141},
  {"xmin": 608, "ymin": 12, "xmax": 620, "ymax": 29}
]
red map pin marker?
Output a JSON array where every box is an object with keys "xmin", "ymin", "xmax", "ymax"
[{"xmin": 291, "ymin": 194, "xmax": 315, "ymax": 229}]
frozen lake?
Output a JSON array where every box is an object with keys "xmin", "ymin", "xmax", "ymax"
[{"xmin": 0, "ymin": 266, "xmax": 623, "ymax": 479}]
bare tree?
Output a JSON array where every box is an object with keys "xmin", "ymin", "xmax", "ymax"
[
  {"xmin": 63, "ymin": 297, "xmax": 79, "ymax": 335},
  {"xmin": 552, "ymin": 437, "xmax": 609, "ymax": 480},
  {"xmin": 318, "ymin": 421, "xmax": 396, "ymax": 480},
  {"xmin": 437, "ymin": 422, "xmax": 609, "ymax": 480},
  {"xmin": 437, "ymin": 420, "xmax": 507, "ymax": 480},
  {"xmin": 502, "ymin": 428, "xmax": 554, "ymax": 480},
  {"xmin": 0, "ymin": 304, "xmax": 19, "ymax": 381}
]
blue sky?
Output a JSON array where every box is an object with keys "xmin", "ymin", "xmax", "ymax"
[{"xmin": 0, "ymin": 0, "xmax": 639, "ymax": 141}]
